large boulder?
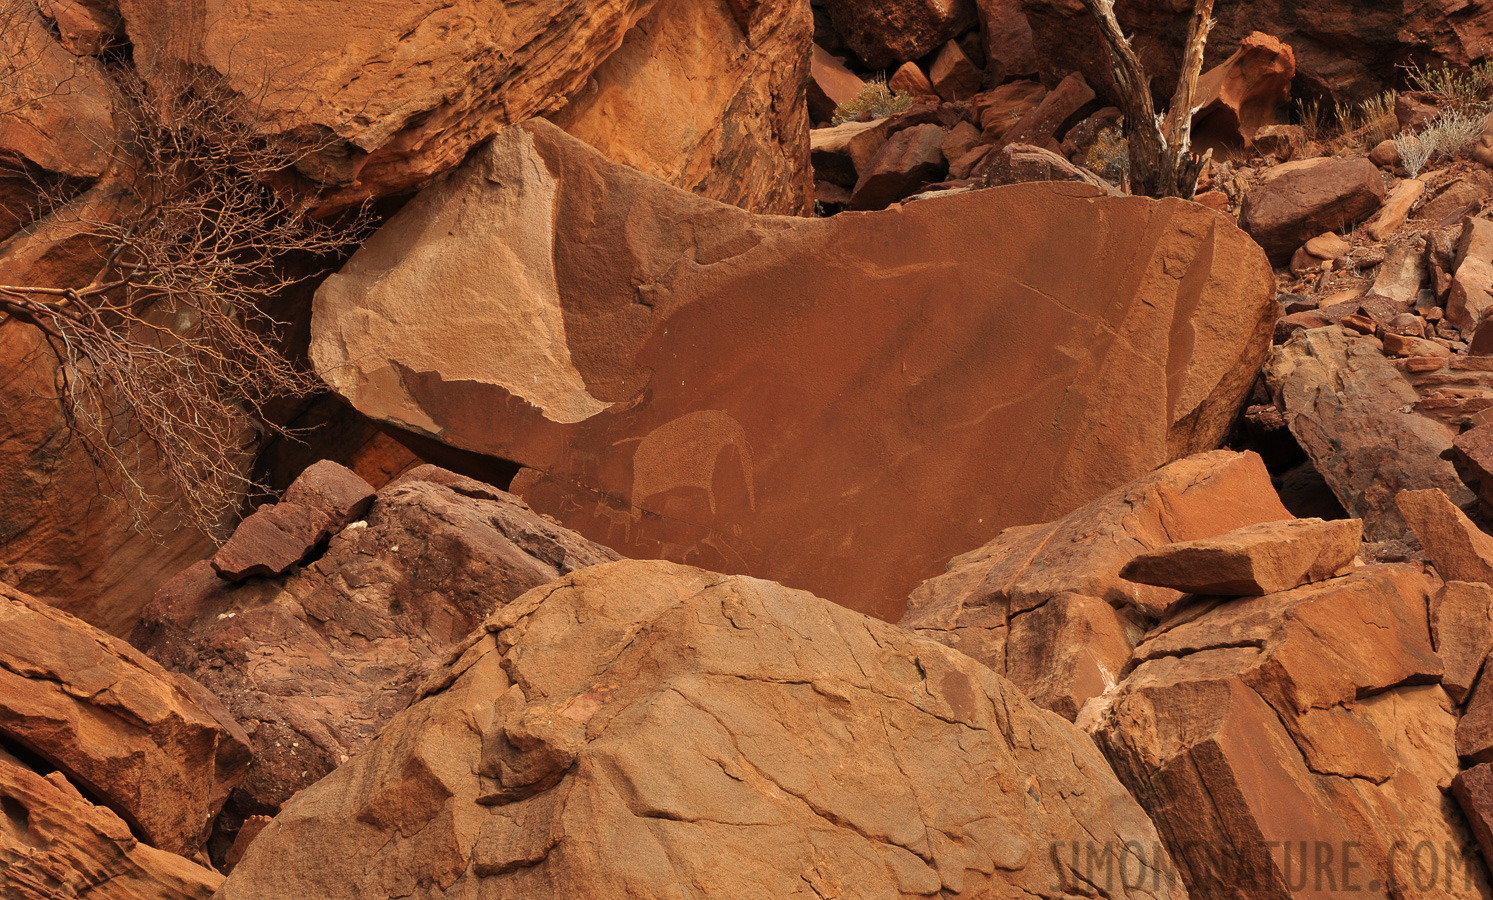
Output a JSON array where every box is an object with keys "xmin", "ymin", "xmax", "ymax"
[
  {"xmin": 215, "ymin": 559, "xmax": 1185, "ymax": 900},
  {"xmin": 546, "ymin": 0, "xmax": 813, "ymax": 215},
  {"xmin": 133, "ymin": 464, "xmax": 620, "ymax": 859},
  {"xmin": 821, "ymin": 0, "xmax": 978, "ymax": 69},
  {"xmin": 0, "ymin": 582, "xmax": 249, "ymax": 858},
  {"xmin": 0, "ymin": 746, "xmax": 223, "ymax": 900},
  {"xmin": 1189, "ymin": 32, "xmax": 1296, "ymax": 155},
  {"xmin": 1239, "ymin": 157, "xmax": 1387, "ymax": 263},
  {"xmin": 310, "ymin": 119, "xmax": 1278, "ymax": 621},
  {"xmin": 901, "ymin": 449, "xmax": 1294, "ymax": 718}
]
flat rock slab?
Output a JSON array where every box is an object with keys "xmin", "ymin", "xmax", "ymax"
[
  {"xmin": 1397, "ymin": 488, "xmax": 1493, "ymax": 585},
  {"xmin": 1432, "ymin": 581, "xmax": 1493, "ymax": 703},
  {"xmin": 1118, "ymin": 516, "xmax": 1362, "ymax": 596},
  {"xmin": 215, "ymin": 559, "xmax": 1184, "ymax": 900},
  {"xmin": 310, "ymin": 119, "xmax": 1278, "ymax": 621}
]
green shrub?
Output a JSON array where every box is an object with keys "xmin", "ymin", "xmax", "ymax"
[{"xmin": 832, "ymin": 79, "xmax": 913, "ymax": 125}]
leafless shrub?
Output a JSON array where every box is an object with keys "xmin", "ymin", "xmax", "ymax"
[
  {"xmin": 0, "ymin": 58, "xmax": 371, "ymax": 538},
  {"xmin": 1393, "ymin": 109, "xmax": 1486, "ymax": 177}
]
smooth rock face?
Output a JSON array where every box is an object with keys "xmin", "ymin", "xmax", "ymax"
[
  {"xmin": 901, "ymin": 450, "xmax": 1292, "ymax": 717},
  {"xmin": 547, "ymin": 0, "xmax": 813, "ymax": 215},
  {"xmin": 215, "ymin": 559, "xmax": 1185, "ymax": 900},
  {"xmin": 0, "ymin": 5, "xmax": 116, "ymax": 179},
  {"xmin": 1118, "ymin": 517, "xmax": 1362, "ymax": 596},
  {"xmin": 311, "ymin": 119, "xmax": 1278, "ymax": 621},
  {"xmin": 1397, "ymin": 488, "xmax": 1493, "ymax": 585},
  {"xmin": 1240, "ymin": 157, "xmax": 1387, "ymax": 263},
  {"xmin": 0, "ymin": 583, "xmax": 248, "ymax": 858},
  {"xmin": 0, "ymin": 747, "xmax": 224, "ymax": 900},
  {"xmin": 821, "ymin": 0, "xmax": 978, "ymax": 68},
  {"xmin": 1096, "ymin": 566, "xmax": 1486, "ymax": 900},
  {"xmin": 807, "ymin": 44, "xmax": 865, "ymax": 123},
  {"xmin": 1264, "ymin": 328, "xmax": 1475, "ymax": 542},
  {"xmin": 133, "ymin": 465, "xmax": 620, "ymax": 852}
]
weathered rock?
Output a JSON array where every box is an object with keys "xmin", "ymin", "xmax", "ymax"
[
  {"xmin": 1398, "ymin": 488, "xmax": 1493, "ymax": 585},
  {"xmin": 821, "ymin": 0, "xmax": 978, "ymax": 68},
  {"xmin": 547, "ymin": 0, "xmax": 813, "ymax": 216},
  {"xmin": 1366, "ymin": 177, "xmax": 1426, "ymax": 240},
  {"xmin": 973, "ymin": 80, "xmax": 1046, "ymax": 136},
  {"xmin": 888, "ymin": 61, "xmax": 937, "ymax": 99},
  {"xmin": 939, "ymin": 120, "xmax": 980, "ymax": 166},
  {"xmin": 134, "ymin": 465, "xmax": 620, "ymax": 856},
  {"xmin": 998, "ymin": 71, "xmax": 1095, "ymax": 151},
  {"xmin": 0, "ymin": 582, "xmax": 248, "ymax": 857},
  {"xmin": 902, "ymin": 450, "xmax": 1292, "ymax": 717},
  {"xmin": 1190, "ymin": 32, "xmax": 1295, "ymax": 155},
  {"xmin": 311, "ymin": 119, "xmax": 1278, "ymax": 621},
  {"xmin": 850, "ymin": 122, "xmax": 948, "ymax": 209},
  {"xmin": 1252, "ymin": 123, "xmax": 1305, "ymax": 160},
  {"xmin": 1419, "ymin": 178, "xmax": 1493, "ymax": 228},
  {"xmin": 810, "ymin": 119, "xmax": 886, "ymax": 187},
  {"xmin": 1264, "ymin": 328, "xmax": 1475, "ymax": 541},
  {"xmin": 280, "ymin": 459, "xmax": 377, "ymax": 529},
  {"xmin": 36, "ymin": 0, "xmax": 125, "ymax": 56},
  {"xmin": 0, "ymin": 748, "xmax": 224, "ymax": 900},
  {"xmin": 1397, "ymin": 91, "xmax": 1445, "ymax": 134},
  {"xmin": 1119, "ymin": 517, "xmax": 1361, "ymax": 596},
  {"xmin": 1476, "ymin": 113, "xmax": 1493, "ymax": 169},
  {"xmin": 209, "ymin": 462, "xmax": 377, "ymax": 582},
  {"xmin": 1383, "ymin": 331, "xmax": 1452, "ymax": 358},
  {"xmin": 1240, "ymin": 157, "xmax": 1388, "ymax": 263},
  {"xmin": 1455, "ymin": 763, "xmax": 1493, "ymax": 872},
  {"xmin": 975, "ymin": 0, "xmax": 1037, "ymax": 81},
  {"xmin": 0, "ymin": 5, "xmax": 116, "ymax": 179},
  {"xmin": 1449, "ymin": 216, "xmax": 1493, "ymax": 336},
  {"xmin": 216, "ymin": 559, "xmax": 1185, "ymax": 900},
  {"xmin": 929, "ymin": 39, "xmax": 981, "ymax": 102},
  {"xmin": 807, "ymin": 44, "xmax": 865, "ymax": 124},
  {"xmin": 1431, "ymin": 581, "xmax": 1493, "ymax": 703},
  {"xmin": 1455, "ymin": 422, "xmax": 1493, "ymax": 512},
  {"xmin": 1096, "ymin": 565, "xmax": 1486, "ymax": 899},
  {"xmin": 974, "ymin": 142, "xmax": 1118, "ymax": 193},
  {"xmin": 1370, "ymin": 137, "xmax": 1403, "ymax": 169},
  {"xmin": 1371, "ymin": 241, "xmax": 1428, "ymax": 304}
]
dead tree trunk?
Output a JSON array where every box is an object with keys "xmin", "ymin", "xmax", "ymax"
[{"xmin": 1081, "ymin": 0, "xmax": 1216, "ymax": 199}]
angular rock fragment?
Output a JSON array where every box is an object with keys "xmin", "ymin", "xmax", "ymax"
[
  {"xmin": 929, "ymin": 39, "xmax": 981, "ymax": 101},
  {"xmin": 216, "ymin": 560, "xmax": 1184, "ymax": 900},
  {"xmin": 807, "ymin": 44, "xmax": 865, "ymax": 124},
  {"xmin": 311, "ymin": 119, "xmax": 1278, "ymax": 620},
  {"xmin": 211, "ymin": 462, "xmax": 376, "ymax": 582},
  {"xmin": 1449, "ymin": 217, "xmax": 1493, "ymax": 336},
  {"xmin": 1432, "ymin": 581, "xmax": 1493, "ymax": 703},
  {"xmin": 850, "ymin": 122, "xmax": 948, "ymax": 209},
  {"xmin": 0, "ymin": 584, "xmax": 248, "ymax": 857},
  {"xmin": 998, "ymin": 71, "xmax": 1095, "ymax": 150},
  {"xmin": 1119, "ymin": 517, "xmax": 1362, "ymax": 596},
  {"xmin": 1397, "ymin": 488, "xmax": 1493, "ymax": 585},
  {"xmin": 1240, "ymin": 157, "xmax": 1388, "ymax": 263},
  {"xmin": 1455, "ymin": 763, "xmax": 1493, "ymax": 871}
]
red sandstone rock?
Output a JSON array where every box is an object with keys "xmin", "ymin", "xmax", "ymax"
[
  {"xmin": 214, "ymin": 560, "xmax": 1184, "ymax": 900},
  {"xmin": 310, "ymin": 121, "xmax": 1277, "ymax": 621},
  {"xmin": 972, "ymin": 80, "xmax": 1046, "ymax": 137},
  {"xmin": 974, "ymin": 0, "xmax": 1037, "ymax": 81},
  {"xmin": 973, "ymin": 143, "xmax": 1118, "ymax": 193},
  {"xmin": 1448, "ymin": 217, "xmax": 1493, "ymax": 336},
  {"xmin": 1455, "ymin": 764, "xmax": 1493, "ymax": 873},
  {"xmin": 135, "ymin": 465, "xmax": 620, "ymax": 862},
  {"xmin": 820, "ymin": 0, "xmax": 978, "ymax": 69},
  {"xmin": 850, "ymin": 122, "xmax": 948, "ymax": 209},
  {"xmin": 1119, "ymin": 517, "xmax": 1362, "ymax": 596},
  {"xmin": 1454, "ymin": 422, "xmax": 1493, "ymax": 511},
  {"xmin": 901, "ymin": 450, "xmax": 1292, "ymax": 717},
  {"xmin": 997, "ymin": 71, "xmax": 1096, "ymax": 150},
  {"xmin": 929, "ymin": 40, "xmax": 981, "ymax": 102},
  {"xmin": 0, "ymin": 583, "xmax": 248, "ymax": 857},
  {"xmin": 1240, "ymin": 157, "xmax": 1388, "ymax": 263},
  {"xmin": 888, "ymin": 61, "xmax": 937, "ymax": 100},
  {"xmin": 1190, "ymin": 32, "xmax": 1296, "ymax": 155},
  {"xmin": 1398, "ymin": 488, "xmax": 1493, "ymax": 584},
  {"xmin": 1431, "ymin": 581, "xmax": 1493, "ymax": 703},
  {"xmin": 807, "ymin": 44, "xmax": 865, "ymax": 124}
]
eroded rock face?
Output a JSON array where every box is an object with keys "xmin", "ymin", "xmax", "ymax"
[
  {"xmin": 548, "ymin": 0, "xmax": 813, "ymax": 215},
  {"xmin": 900, "ymin": 450, "xmax": 1293, "ymax": 718},
  {"xmin": 0, "ymin": 583, "xmax": 248, "ymax": 858},
  {"xmin": 1093, "ymin": 566, "xmax": 1487, "ymax": 900},
  {"xmin": 1118, "ymin": 517, "xmax": 1361, "ymax": 596},
  {"xmin": 822, "ymin": 0, "xmax": 978, "ymax": 69},
  {"xmin": 216, "ymin": 559, "xmax": 1185, "ymax": 900},
  {"xmin": 132, "ymin": 465, "xmax": 620, "ymax": 854},
  {"xmin": 0, "ymin": 747, "xmax": 224, "ymax": 900},
  {"xmin": 311, "ymin": 119, "xmax": 1278, "ymax": 621}
]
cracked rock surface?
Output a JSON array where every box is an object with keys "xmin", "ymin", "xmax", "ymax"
[{"xmin": 216, "ymin": 558, "xmax": 1184, "ymax": 899}]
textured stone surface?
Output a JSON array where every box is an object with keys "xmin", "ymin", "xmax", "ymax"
[
  {"xmin": 901, "ymin": 450, "xmax": 1292, "ymax": 717},
  {"xmin": 850, "ymin": 122, "xmax": 947, "ymax": 209},
  {"xmin": 216, "ymin": 559, "xmax": 1185, "ymax": 900},
  {"xmin": 547, "ymin": 0, "xmax": 813, "ymax": 215},
  {"xmin": 1455, "ymin": 763, "xmax": 1493, "ymax": 874},
  {"xmin": 1431, "ymin": 581, "xmax": 1493, "ymax": 704},
  {"xmin": 1190, "ymin": 32, "xmax": 1295, "ymax": 155},
  {"xmin": 0, "ymin": 748, "xmax": 223, "ymax": 900},
  {"xmin": 311, "ymin": 119, "xmax": 1277, "ymax": 621},
  {"xmin": 210, "ymin": 461, "xmax": 376, "ymax": 582},
  {"xmin": 1264, "ymin": 328, "xmax": 1475, "ymax": 542},
  {"xmin": 1095, "ymin": 566, "xmax": 1485, "ymax": 899},
  {"xmin": 134, "ymin": 465, "xmax": 620, "ymax": 856},
  {"xmin": 822, "ymin": 0, "xmax": 978, "ymax": 68},
  {"xmin": 1240, "ymin": 157, "xmax": 1388, "ymax": 263},
  {"xmin": 1118, "ymin": 517, "xmax": 1362, "ymax": 596},
  {"xmin": 1398, "ymin": 488, "xmax": 1493, "ymax": 585},
  {"xmin": 0, "ymin": 4, "xmax": 116, "ymax": 178},
  {"xmin": 0, "ymin": 583, "xmax": 248, "ymax": 857},
  {"xmin": 1448, "ymin": 216, "xmax": 1493, "ymax": 336},
  {"xmin": 807, "ymin": 44, "xmax": 865, "ymax": 123}
]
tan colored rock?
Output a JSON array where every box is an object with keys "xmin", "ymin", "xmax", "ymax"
[
  {"xmin": 1252, "ymin": 123, "xmax": 1305, "ymax": 160},
  {"xmin": 888, "ymin": 61, "xmax": 937, "ymax": 99},
  {"xmin": 1366, "ymin": 178, "xmax": 1426, "ymax": 240},
  {"xmin": 807, "ymin": 44, "xmax": 865, "ymax": 124},
  {"xmin": 1454, "ymin": 763, "xmax": 1493, "ymax": 875},
  {"xmin": 1370, "ymin": 137, "xmax": 1403, "ymax": 169},
  {"xmin": 1431, "ymin": 581, "xmax": 1493, "ymax": 703},
  {"xmin": 1303, "ymin": 231, "xmax": 1350, "ymax": 260},
  {"xmin": 0, "ymin": 748, "xmax": 223, "ymax": 900},
  {"xmin": 216, "ymin": 559, "xmax": 1185, "ymax": 900},
  {"xmin": 929, "ymin": 39, "xmax": 981, "ymax": 102},
  {"xmin": 1119, "ymin": 517, "xmax": 1361, "ymax": 596},
  {"xmin": 0, "ymin": 582, "xmax": 248, "ymax": 857},
  {"xmin": 1240, "ymin": 157, "xmax": 1388, "ymax": 263},
  {"xmin": 1265, "ymin": 329, "xmax": 1475, "ymax": 541},
  {"xmin": 1371, "ymin": 241, "xmax": 1428, "ymax": 304},
  {"xmin": 1448, "ymin": 216, "xmax": 1493, "ymax": 336},
  {"xmin": 1097, "ymin": 566, "xmax": 1486, "ymax": 899},
  {"xmin": 134, "ymin": 465, "xmax": 620, "ymax": 859},
  {"xmin": 902, "ymin": 450, "xmax": 1292, "ymax": 717},
  {"xmin": 36, "ymin": 0, "xmax": 124, "ymax": 56},
  {"xmin": 311, "ymin": 120, "xmax": 1278, "ymax": 621},
  {"xmin": 810, "ymin": 119, "xmax": 885, "ymax": 187},
  {"xmin": 1190, "ymin": 32, "xmax": 1295, "ymax": 154},
  {"xmin": 547, "ymin": 0, "xmax": 813, "ymax": 215},
  {"xmin": 821, "ymin": 0, "xmax": 977, "ymax": 69},
  {"xmin": 1398, "ymin": 488, "xmax": 1493, "ymax": 585}
]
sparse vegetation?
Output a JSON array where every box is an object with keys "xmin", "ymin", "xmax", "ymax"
[
  {"xmin": 1393, "ymin": 108, "xmax": 1486, "ymax": 176},
  {"xmin": 1085, "ymin": 124, "xmax": 1130, "ymax": 187},
  {"xmin": 1403, "ymin": 60, "xmax": 1493, "ymax": 116},
  {"xmin": 831, "ymin": 78, "xmax": 913, "ymax": 125}
]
